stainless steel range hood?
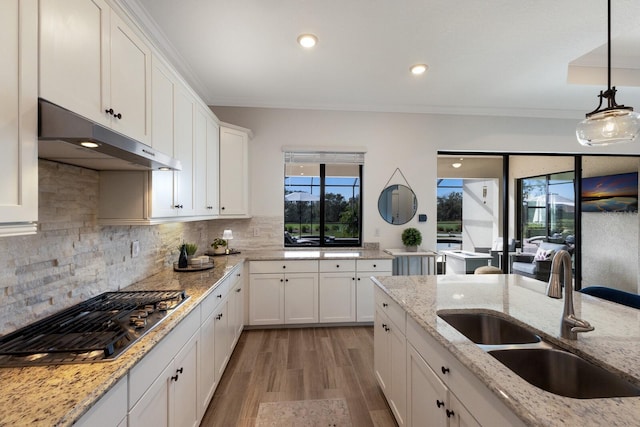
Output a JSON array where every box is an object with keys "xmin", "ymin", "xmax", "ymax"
[{"xmin": 38, "ymin": 99, "xmax": 181, "ymax": 171}]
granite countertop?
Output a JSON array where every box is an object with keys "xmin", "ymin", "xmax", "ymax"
[
  {"xmin": 372, "ymin": 274, "xmax": 640, "ymax": 427},
  {"xmin": 0, "ymin": 255, "xmax": 245, "ymax": 427}
]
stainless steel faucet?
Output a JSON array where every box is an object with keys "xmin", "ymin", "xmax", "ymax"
[{"xmin": 546, "ymin": 250, "xmax": 594, "ymax": 340}]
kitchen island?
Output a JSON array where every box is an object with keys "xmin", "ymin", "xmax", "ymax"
[{"xmin": 373, "ymin": 274, "xmax": 640, "ymax": 426}]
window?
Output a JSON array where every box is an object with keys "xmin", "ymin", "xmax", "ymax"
[
  {"xmin": 518, "ymin": 171, "xmax": 575, "ymax": 245},
  {"xmin": 436, "ymin": 179, "xmax": 463, "ymax": 250},
  {"xmin": 284, "ymin": 152, "xmax": 363, "ymax": 247}
]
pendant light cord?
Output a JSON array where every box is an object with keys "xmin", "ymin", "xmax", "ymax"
[{"xmin": 607, "ymin": 0, "xmax": 611, "ymax": 91}]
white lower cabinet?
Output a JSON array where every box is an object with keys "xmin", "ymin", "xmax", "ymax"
[
  {"xmin": 249, "ymin": 261, "xmax": 319, "ymax": 325},
  {"xmin": 319, "ymin": 272, "xmax": 356, "ymax": 322},
  {"xmin": 374, "ymin": 291, "xmax": 406, "ymax": 426},
  {"xmin": 129, "ymin": 329, "xmax": 199, "ymax": 427},
  {"xmin": 355, "ymin": 259, "xmax": 392, "ymax": 322},
  {"xmin": 407, "ymin": 344, "xmax": 479, "ymax": 427}
]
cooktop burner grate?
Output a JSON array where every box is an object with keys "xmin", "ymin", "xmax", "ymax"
[{"xmin": 0, "ymin": 290, "xmax": 188, "ymax": 367}]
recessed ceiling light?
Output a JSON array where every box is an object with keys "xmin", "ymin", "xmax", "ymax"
[
  {"xmin": 410, "ymin": 64, "xmax": 428, "ymax": 75},
  {"xmin": 297, "ymin": 34, "xmax": 318, "ymax": 48},
  {"xmin": 80, "ymin": 142, "xmax": 99, "ymax": 148}
]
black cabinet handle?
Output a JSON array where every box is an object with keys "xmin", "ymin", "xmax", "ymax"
[
  {"xmin": 221, "ymin": 206, "xmax": 225, "ymax": 210},
  {"xmin": 382, "ymin": 323, "xmax": 387, "ymax": 329},
  {"xmin": 357, "ymin": 277, "xmax": 361, "ymax": 281},
  {"xmin": 352, "ymin": 277, "xmax": 355, "ymax": 280},
  {"xmin": 280, "ymin": 278, "xmax": 284, "ymax": 282},
  {"xmin": 441, "ymin": 366, "xmax": 450, "ymax": 374},
  {"xmin": 382, "ymin": 303, "xmax": 388, "ymax": 308},
  {"xmin": 373, "ymin": 264, "xmax": 377, "ymax": 268},
  {"xmin": 171, "ymin": 374, "xmax": 179, "ymax": 382},
  {"xmin": 236, "ymin": 288, "xmax": 241, "ymax": 292},
  {"xmin": 436, "ymin": 400, "xmax": 445, "ymax": 408},
  {"xmin": 105, "ymin": 108, "xmax": 114, "ymax": 115},
  {"xmin": 114, "ymin": 112, "xmax": 122, "ymax": 119},
  {"xmin": 385, "ymin": 326, "xmax": 390, "ymax": 332},
  {"xmin": 285, "ymin": 278, "xmax": 289, "ymax": 282},
  {"xmin": 217, "ymin": 294, "xmax": 222, "ymax": 299},
  {"xmin": 176, "ymin": 367, "xmax": 183, "ymax": 374},
  {"xmin": 336, "ymin": 264, "xmax": 340, "ymax": 268},
  {"xmin": 174, "ymin": 204, "xmax": 183, "ymax": 209},
  {"xmin": 282, "ymin": 265, "xmax": 286, "ymax": 269},
  {"xmin": 216, "ymin": 313, "xmax": 223, "ymax": 320},
  {"xmin": 446, "ymin": 409, "xmax": 455, "ymax": 418}
]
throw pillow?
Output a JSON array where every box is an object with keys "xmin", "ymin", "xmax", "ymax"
[{"xmin": 534, "ymin": 247, "xmax": 554, "ymax": 261}]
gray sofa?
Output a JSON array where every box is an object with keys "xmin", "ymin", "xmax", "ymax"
[{"xmin": 511, "ymin": 241, "xmax": 570, "ymax": 281}]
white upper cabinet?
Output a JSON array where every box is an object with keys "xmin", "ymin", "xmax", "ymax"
[
  {"xmin": 39, "ymin": 0, "xmax": 151, "ymax": 145},
  {"xmin": 195, "ymin": 107, "xmax": 220, "ymax": 216},
  {"xmin": 219, "ymin": 125, "xmax": 250, "ymax": 217},
  {"xmin": 0, "ymin": 0, "xmax": 38, "ymax": 235}
]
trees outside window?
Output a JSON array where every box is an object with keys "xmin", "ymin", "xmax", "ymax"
[{"xmin": 284, "ymin": 156, "xmax": 362, "ymax": 247}]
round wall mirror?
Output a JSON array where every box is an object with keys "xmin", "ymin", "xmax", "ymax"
[{"xmin": 378, "ymin": 184, "xmax": 417, "ymax": 225}]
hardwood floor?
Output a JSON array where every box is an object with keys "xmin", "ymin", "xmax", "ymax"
[{"xmin": 200, "ymin": 326, "xmax": 397, "ymax": 427}]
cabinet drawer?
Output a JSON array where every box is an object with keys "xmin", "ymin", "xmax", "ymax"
[
  {"xmin": 129, "ymin": 307, "xmax": 200, "ymax": 408},
  {"xmin": 201, "ymin": 276, "xmax": 230, "ymax": 320},
  {"xmin": 374, "ymin": 286, "xmax": 405, "ymax": 334},
  {"xmin": 250, "ymin": 260, "xmax": 318, "ymax": 274},
  {"xmin": 319, "ymin": 259, "xmax": 356, "ymax": 272},
  {"xmin": 357, "ymin": 259, "xmax": 392, "ymax": 272}
]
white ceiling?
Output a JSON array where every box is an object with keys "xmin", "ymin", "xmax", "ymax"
[{"xmin": 124, "ymin": 0, "xmax": 640, "ymax": 119}]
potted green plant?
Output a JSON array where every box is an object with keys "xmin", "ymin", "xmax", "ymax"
[
  {"xmin": 402, "ymin": 227, "xmax": 422, "ymax": 252},
  {"xmin": 184, "ymin": 243, "xmax": 198, "ymax": 257},
  {"xmin": 211, "ymin": 238, "xmax": 227, "ymax": 255}
]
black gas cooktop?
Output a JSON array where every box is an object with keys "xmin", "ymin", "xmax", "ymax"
[{"xmin": 0, "ymin": 290, "xmax": 188, "ymax": 367}]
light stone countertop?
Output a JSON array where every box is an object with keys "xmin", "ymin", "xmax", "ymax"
[
  {"xmin": 372, "ymin": 274, "xmax": 640, "ymax": 427},
  {"xmin": 0, "ymin": 248, "xmax": 390, "ymax": 426}
]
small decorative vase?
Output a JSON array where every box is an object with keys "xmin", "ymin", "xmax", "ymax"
[
  {"xmin": 213, "ymin": 246, "xmax": 226, "ymax": 255},
  {"xmin": 178, "ymin": 244, "xmax": 188, "ymax": 268},
  {"xmin": 406, "ymin": 245, "xmax": 418, "ymax": 252}
]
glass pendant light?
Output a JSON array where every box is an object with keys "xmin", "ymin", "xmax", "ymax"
[{"xmin": 576, "ymin": 0, "xmax": 640, "ymax": 146}]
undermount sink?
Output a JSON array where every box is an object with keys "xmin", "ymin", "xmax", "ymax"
[
  {"xmin": 489, "ymin": 348, "xmax": 640, "ymax": 399},
  {"xmin": 438, "ymin": 312, "xmax": 541, "ymax": 345}
]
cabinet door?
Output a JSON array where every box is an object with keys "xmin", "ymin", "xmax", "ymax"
[
  {"xmin": 109, "ymin": 11, "xmax": 151, "ymax": 144},
  {"xmin": 171, "ymin": 332, "xmax": 199, "ymax": 427},
  {"xmin": 219, "ymin": 126, "xmax": 249, "ymax": 216},
  {"xmin": 249, "ymin": 274, "xmax": 284, "ymax": 325},
  {"xmin": 39, "ymin": 0, "xmax": 109, "ymax": 127},
  {"xmin": 319, "ymin": 273, "xmax": 356, "ymax": 322},
  {"xmin": 129, "ymin": 362, "xmax": 172, "ymax": 427},
  {"xmin": 389, "ymin": 320, "xmax": 407, "ymax": 426},
  {"xmin": 149, "ymin": 55, "xmax": 177, "ymax": 218},
  {"xmin": 173, "ymin": 87, "xmax": 196, "ymax": 216},
  {"xmin": 356, "ymin": 270, "xmax": 391, "ymax": 322},
  {"xmin": 284, "ymin": 273, "xmax": 318, "ymax": 324},
  {"xmin": 205, "ymin": 118, "xmax": 220, "ymax": 214},
  {"xmin": 75, "ymin": 377, "xmax": 127, "ymax": 427},
  {"xmin": 198, "ymin": 312, "xmax": 216, "ymax": 417},
  {"xmin": 194, "ymin": 107, "xmax": 209, "ymax": 216},
  {"xmin": 228, "ymin": 272, "xmax": 244, "ymax": 349},
  {"xmin": 447, "ymin": 395, "xmax": 481, "ymax": 427},
  {"xmin": 407, "ymin": 344, "xmax": 447, "ymax": 427},
  {"xmin": 374, "ymin": 306, "xmax": 390, "ymax": 393},
  {"xmin": 0, "ymin": 0, "xmax": 37, "ymax": 229},
  {"xmin": 213, "ymin": 300, "xmax": 230, "ymax": 383}
]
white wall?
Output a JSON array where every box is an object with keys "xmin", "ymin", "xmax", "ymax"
[{"xmin": 211, "ymin": 106, "xmax": 635, "ymax": 251}]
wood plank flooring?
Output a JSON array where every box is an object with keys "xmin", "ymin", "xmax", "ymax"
[{"xmin": 200, "ymin": 327, "xmax": 397, "ymax": 427}]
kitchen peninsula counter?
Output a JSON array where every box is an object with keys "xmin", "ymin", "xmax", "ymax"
[
  {"xmin": 0, "ymin": 255, "xmax": 245, "ymax": 427},
  {"xmin": 373, "ymin": 274, "xmax": 640, "ymax": 427}
]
